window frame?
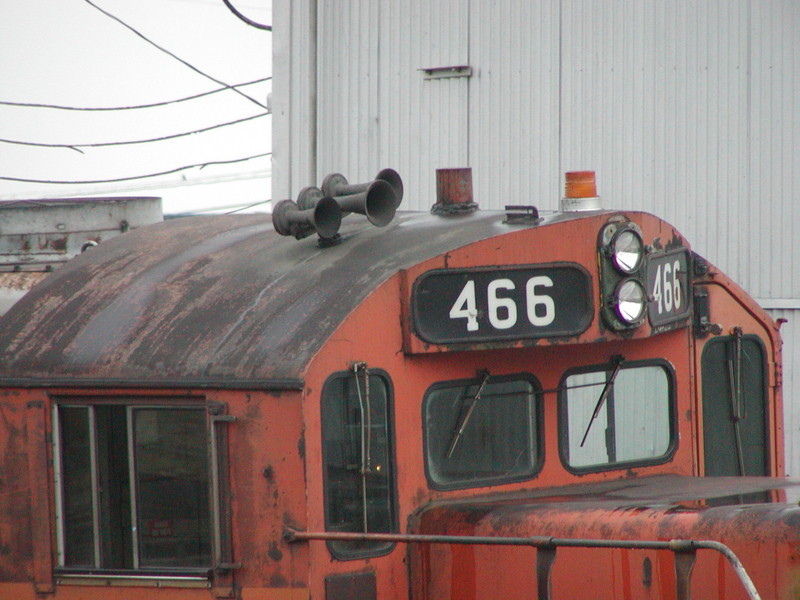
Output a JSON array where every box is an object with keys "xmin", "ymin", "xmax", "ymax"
[
  {"xmin": 51, "ymin": 397, "xmax": 230, "ymax": 579},
  {"xmin": 558, "ymin": 359, "xmax": 678, "ymax": 474},
  {"xmin": 320, "ymin": 368, "xmax": 399, "ymax": 561},
  {"xmin": 422, "ymin": 372, "xmax": 544, "ymax": 491}
]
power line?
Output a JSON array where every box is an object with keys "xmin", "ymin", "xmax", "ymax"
[
  {"xmin": 0, "ymin": 77, "xmax": 271, "ymax": 112},
  {"xmin": 0, "ymin": 152, "xmax": 272, "ymax": 185},
  {"xmin": 82, "ymin": 0, "xmax": 267, "ymax": 110},
  {"xmin": 168, "ymin": 198, "xmax": 273, "ymax": 216},
  {"xmin": 222, "ymin": 0, "xmax": 272, "ymax": 30},
  {"xmin": 0, "ymin": 169, "xmax": 271, "ymax": 201},
  {"xmin": 0, "ymin": 112, "xmax": 270, "ymax": 153},
  {"xmin": 223, "ymin": 198, "xmax": 272, "ymax": 214}
]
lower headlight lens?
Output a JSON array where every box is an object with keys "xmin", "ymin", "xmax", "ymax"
[{"xmin": 615, "ymin": 279, "xmax": 646, "ymax": 324}]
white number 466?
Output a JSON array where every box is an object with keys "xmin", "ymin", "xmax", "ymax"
[
  {"xmin": 652, "ymin": 260, "xmax": 682, "ymax": 315},
  {"xmin": 449, "ymin": 277, "xmax": 556, "ymax": 332}
]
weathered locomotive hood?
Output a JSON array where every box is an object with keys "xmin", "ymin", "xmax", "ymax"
[
  {"xmin": 0, "ymin": 210, "xmax": 538, "ymax": 388},
  {"xmin": 411, "ymin": 474, "xmax": 800, "ymax": 542}
]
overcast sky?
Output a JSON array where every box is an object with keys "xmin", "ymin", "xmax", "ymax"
[{"xmin": 0, "ymin": 0, "xmax": 272, "ymax": 215}]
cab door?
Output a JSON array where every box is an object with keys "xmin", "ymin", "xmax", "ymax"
[{"xmin": 701, "ymin": 330, "xmax": 769, "ymax": 476}]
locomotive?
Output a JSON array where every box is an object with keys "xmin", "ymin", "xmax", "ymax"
[{"xmin": 0, "ymin": 169, "xmax": 795, "ymax": 600}]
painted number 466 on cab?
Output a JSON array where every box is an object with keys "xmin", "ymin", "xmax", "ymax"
[{"xmin": 411, "ymin": 264, "xmax": 593, "ymax": 345}]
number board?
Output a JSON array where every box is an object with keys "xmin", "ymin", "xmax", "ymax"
[
  {"xmin": 646, "ymin": 249, "xmax": 691, "ymax": 327},
  {"xmin": 411, "ymin": 264, "xmax": 593, "ymax": 345}
]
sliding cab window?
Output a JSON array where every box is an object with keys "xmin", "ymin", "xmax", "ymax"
[
  {"xmin": 560, "ymin": 360, "xmax": 676, "ymax": 472},
  {"xmin": 424, "ymin": 374, "xmax": 542, "ymax": 490},
  {"xmin": 321, "ymin": 368, "xmax": 397, "ymax": 559},
  {"xmin": 54, "ymin": 402, "xmax": 230, "ymax": 575}
]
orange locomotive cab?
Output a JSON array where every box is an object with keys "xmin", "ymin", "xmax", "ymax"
[{"xmin": 0, "ymin": 170, "xmax": 794, "ymax": 600}]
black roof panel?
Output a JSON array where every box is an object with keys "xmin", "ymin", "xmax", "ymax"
[{"xmin": 0, "ymin": 211, "xmax": 529, "ymax": 387}]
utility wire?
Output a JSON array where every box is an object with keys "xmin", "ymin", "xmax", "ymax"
[
  {"xmin": 224, "ymin": 198, "xmax": 272, "ymax": 214},
  {"xmin": 0, "ymin": 77, "xmax": 271, "ymax": 111},
  {"xmin": 222, "ymin": 0, "xmax": 272, "ymax": 30},
  {"xmin": 0, "ymin": 152, "xmax": 271, "ymax": 185},
  {"xmin": 167, "ymin": 197, "xmax": 272, "ymax": 216},
  {"xmin": 0, "ymin": 169, "xmax": 270, "ymax": 201},
  {"xmin": 0, "ymin": 112, "xmax": 269, "ymax": 153},
  {"xmin": 83, "ymin": 0, "xmax": 266, "ymax": 110}
]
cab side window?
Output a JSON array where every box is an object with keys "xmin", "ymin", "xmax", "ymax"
[
  {"xmin": 55, "ymin": 404, "xmax": 215, "ymax": 572},
  {"xmin": 321, "ymin": 368, "xmax": 397, "ymax": 559}
]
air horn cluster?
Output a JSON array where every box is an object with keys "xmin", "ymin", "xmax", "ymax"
[{"xmin": 272, "ymin": 168, "xmax": 403, "ymax": 241}]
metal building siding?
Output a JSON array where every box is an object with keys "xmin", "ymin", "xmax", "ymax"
[
  {"xmin": 316, "ymin": 1, "xmax": 379, "ymax": 182},
  {"xmin": 750, "ymin": 1, "xmax": 800, "ymax": 303},
  {"xmin": 378, "ymin": 0, "xmax": 470, "ymax": 208},
  {"xmin": 314, "ymin": 0, "xmax": 470, "ymax": 208},
  {"xmin": 469, "ymin": 1, "xmax": 562, "ymax": 210},
  {"xmin": 272, "ymin": 0, "xmax": 317, "ymax": 200},
  {"xmin": 559, "ymin": 0, "xmax": 751, "ymax": 262},
  {"xmin": 749, "ymin": 2, "xmax": 800, "ymax": 475}
]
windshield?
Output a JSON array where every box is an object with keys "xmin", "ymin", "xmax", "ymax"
[
  {"xmin": 562, "ymin": 363, "xmax": 673, "ymax": 470},
  {"xmin": 424, "ymin": 376, "xmax": 541, "ymax": 489}
]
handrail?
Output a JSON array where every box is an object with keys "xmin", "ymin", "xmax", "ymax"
[{"xmin": 284, "ymin": 528, "xmax": 760, "ymax": 600}]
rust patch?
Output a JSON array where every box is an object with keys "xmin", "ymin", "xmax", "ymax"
[
  {"xmin": 50, "ymin": 237, "xmax": 68, "ymax": 252},
  {"xmin": 0, "ymin": 272, "xmax": 49, "ymax": 292},
  {"xmin": 268, "ymin": 541, "xmax": 284, "ymax": 562}
]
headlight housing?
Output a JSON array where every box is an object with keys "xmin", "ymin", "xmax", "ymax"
[{"xmin": 598, "ymin": 220, "xmax": 647, "ymax": 331}]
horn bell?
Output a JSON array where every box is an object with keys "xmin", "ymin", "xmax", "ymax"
[
  {"xmin": 272, "ymin": 197, "xmax": 342, "ymax": 240},
  {"xmin": 374, "ymin": 168, "xmax": 404, "ymax": 207},
  {"xmin": 334, "ymin": 179, "xmax": 397, "ymax": 227},
  {"xmin": 321, "ymin": 168, "xmax": 404, "ymax": 209}
]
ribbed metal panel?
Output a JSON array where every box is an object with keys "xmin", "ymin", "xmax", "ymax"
[
  {"xmin": 749, "ymin": 2, "xmax": 800, "ymax": 302},
  {"xmin": 560, "ymin": 0, "xmax": 751, "ymax": 258},
  {"xmin": 750, "ymin": 1, "xmax": 800, "ymax": 475},
  {"xmin": 272, "ymin": 0, "xmax": 316, "ymax": 200},
  {"xmin": 380, "ymin": 0, "xmax": 469, "ymax": 209},
  {"xmin": 469, "ymin": 1, "xmax": 561, "ymax": 210},
  {"xmin": 315, "ymin": 0, "xmax": 469, "ymax": 209},
  {"xmin": 316, "ymin": 1, "xmax": 379, "ymax": 183}
]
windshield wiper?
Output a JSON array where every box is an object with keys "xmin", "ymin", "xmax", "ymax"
[
  {"xmin": 445, "ymin": 369, "xmax": 491, "ymax": 458},
  {"xmin": 728, "ymin": 327, "xmax": 746, "ymax": 475},
  {"xmin": 580, "ymin": 355, "xmax": 625, "ymax": 447}
]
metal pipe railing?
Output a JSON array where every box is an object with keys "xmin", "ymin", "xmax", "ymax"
[{"xmin": 284, "ymin": 528, "xmax": 760, "ymax": 600}]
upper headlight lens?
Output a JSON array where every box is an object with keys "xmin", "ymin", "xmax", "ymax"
[
  {"xmin": 615, "ymin": 278, "xmax": 646, "ymax": 324},
  {"xmin": 611, "ymin": 229, "xmax": 644, "ymax": 273}
]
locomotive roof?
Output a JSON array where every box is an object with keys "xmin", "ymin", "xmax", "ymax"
[{"xmin": 0, "ymin": 209, "xmax": 591, "ymax": 389}]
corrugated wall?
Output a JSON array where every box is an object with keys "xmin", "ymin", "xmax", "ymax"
[{"xmin": 274, "ymin": 0, "xmax": 800, "ymax": 474}]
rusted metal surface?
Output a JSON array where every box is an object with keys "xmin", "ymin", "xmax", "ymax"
[
  {"xmin": 408, "ymin": 474, "xmax": 799, "ymax": 599},
  {"xmin": 0, "ymin": 197, "xmax": 162, "ymax": 267},
  {"xmin": 0, "ymin": 197, "xmax": 162, "ymax": 316},
  {"xmin": 324, "ymin": 572, "xmax": 377, "ymax": 600},
  {"xmin": 284, "ymin": 528, "xmax": 759, "ymax": 600},
  {"xmin": 0, "ymin": 210, "xmax": 530, "ymax": 387},
  {"xmin": 0, "ymin": 271, "xmax": 49, "ymax": 316},
  {"xmin": 432, "ymin": 168, "xmax": 478, "ymax": 214}
]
